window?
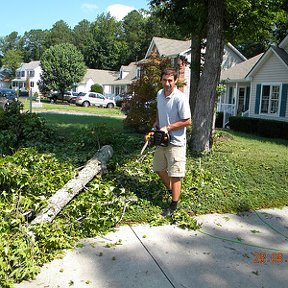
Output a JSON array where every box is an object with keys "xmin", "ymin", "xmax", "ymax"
[
  {"xmin": 237, "ymin": 88, "xmax": 245, "ymax": 113},
  {"xmin": 21, "ymin": 71, "xmax": 25, "ymax": 77},
  {"xmin": 30, "ymin": 81, "xmax": 34, "ymax": 87},
  {"xmin": 27, "ymin": 70, "xmax": 35, "ymax": 77},
  {"xmin": 228, "ymin": 87, "xmax": 234, "ymax": 104},
  {"xmin": 136, "ymin": 67, "xmax": 141, "ymax": 79},
  {"xmin": 260, "ymin": 84, "xmax": 280, "ymax": 114}
]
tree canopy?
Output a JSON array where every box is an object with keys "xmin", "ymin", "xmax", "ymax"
[
  {"xmin": 40, "ymin": 43, "xmax": 86, "ymax": 96},
  {"xmin": 2, "ymin": 49, "xmax": 23, "ymax": 77}
]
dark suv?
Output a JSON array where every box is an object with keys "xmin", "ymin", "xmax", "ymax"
[
  {"xmin": 0, "ymin": 88, "xmax": 18, "ymax": 109},
  {"xmin": 48, "ymin": 91, "xmax": 79, "ymax": 103}
]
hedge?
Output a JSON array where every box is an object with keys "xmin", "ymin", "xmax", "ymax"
[{"xmin": 229, "ymin": 116, "xmax": 288, "ymax": 140}]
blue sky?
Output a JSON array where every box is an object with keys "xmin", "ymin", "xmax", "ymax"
[{"xmin": 0, "ymin": 0, "xmax": 150, "ymax": 37}]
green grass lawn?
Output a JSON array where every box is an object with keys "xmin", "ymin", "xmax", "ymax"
[
  {"xmin": 35, "ymin": 110, "xmax": 288, "ymax": 220},
  {"xmin": 20, "ymin": 96, "xmax": 124, "ymax": 117},
  {"xmin": 181, "ymin": 130, "xmax": 288, "ymax": 215}
]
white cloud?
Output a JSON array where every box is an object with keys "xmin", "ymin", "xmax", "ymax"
[
  {"xmin": 107, "ymin": 4, "xmax": 135, "ymax": 20},
  {"xmin": 81, "ymin": 3, "xmax": 98, "ymax": 13}
]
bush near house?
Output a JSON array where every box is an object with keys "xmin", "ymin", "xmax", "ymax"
[
  {"xmin": 215, "ymin": 112, "xmax": 223, "ymax": 128},
  {"xmin": 229, "ymin": 116, "xmax": 288, "ymax": 139},
  {"xmin": 90, "ymin": 83, "xmax": 104, "ymax": 94}
]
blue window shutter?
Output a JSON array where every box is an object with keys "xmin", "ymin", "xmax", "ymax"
[
  {"xmin": 255, "ymin": 84, "xmax": 261, "ymax": 114},
  {"xmin": 245, "ymin": 87, "xmax": 250, "ymax": 111},
  {"xmin": 280, "ymin": 84, "xmax": 288, "ymax": 117}
]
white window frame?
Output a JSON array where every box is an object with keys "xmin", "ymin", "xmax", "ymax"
[{"xmin": 260, "ymin": 83, "xmax": 281, "ymax": 116}]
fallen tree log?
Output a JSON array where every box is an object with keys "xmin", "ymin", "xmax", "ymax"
[{"xmin": 31, "ymin": 145, "xmax": 113, "ymax": 225}]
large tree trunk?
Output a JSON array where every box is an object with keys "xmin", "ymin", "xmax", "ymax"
[
  {"xmin": 31, "ymin": 145, "xmax": 113, "ymax": 225},
  {"xmin": 189, "ymin": 34, "xmax": 202, "ymax": 117},
  {"xmin": 189, "ymin": 0, "xmax": 224, "ymax": 152}
]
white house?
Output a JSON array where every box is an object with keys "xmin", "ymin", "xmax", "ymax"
[
  {"xmin": 8, "ymin": 60, "xmax": 139, "ymax": 97},
  {"xmin": 77, "ymin": 62, "xmax": 138, "ymax": 97},
  {"xmin": 144, "ymin": 37, "xmax": 247, "ymax": 96},
  {"xmin": 12, "ymin": 61, "xmax": 42, "ymax": 94},
  {"xmin": 220, "ymin": 33, "xmax": 288, "ymax": 125}
]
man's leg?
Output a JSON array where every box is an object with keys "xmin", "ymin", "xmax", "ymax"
[
  {"xmin": 156, "ymin": 170, "xmax": 171, "ymax": 191},
  {"xmin": 170, "ymin": 177, "xmax": 181, "ymax": 201}
]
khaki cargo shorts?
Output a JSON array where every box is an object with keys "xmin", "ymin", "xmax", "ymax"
[{"xmin": 153, "ymin": 144, "xmax": 186, "ymax": 177}]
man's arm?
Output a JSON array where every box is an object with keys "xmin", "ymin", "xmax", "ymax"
[{"xmin": 160, "ymin": 118, "xmax": 192, "ymax": 133}]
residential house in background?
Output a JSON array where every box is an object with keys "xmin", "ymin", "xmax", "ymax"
[
  {"xmin": 7, "ymin": 60, "xmax": 138, "ymax": 97},
  {"xmin": 12, "ymin": 61, "xmax": 42, "ymax": 94},
  {"xmin": 77, "ymin": 62, "xmax": 138, "ymax": 97},
  {"xmin": 220, "ymin": 54, "xmax": 263, "ymax": 125},
  {"xmin": 144, "ymin": 37, "xmax": 247, "ymax": 96},
  {"xmin": 220, "ymin": 33, "xmax": 288, "ymax": 126}
]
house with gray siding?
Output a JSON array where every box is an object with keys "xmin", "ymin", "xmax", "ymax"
[{"xmin": 220, "ymin": 34, "xmax": 288, "ymax": 126}]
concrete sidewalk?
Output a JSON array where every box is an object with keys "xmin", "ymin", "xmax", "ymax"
[{"xmin": 15, "ymin": 207, "xmax": 288, "ymax": 288}]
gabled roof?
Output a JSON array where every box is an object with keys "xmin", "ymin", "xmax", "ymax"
[
  {"xmin": 146, "ymin": 37, "xmax": 247, "ymax": 65},
  {"xmin": 117, "ymin": 62, "xmax": 138, "ymax": 84},
  {"xmin": 246, "ymin": 44, "xmax": 288, "ymax": 78},
  {"xmin": 279, "ymin": 34, "xmax": 288, "ymax": 48},
  {"xmin": 220, "ymin": 53, "xmax": 263, "ymax": 82},
  {"xmin": 145, "ymin": 37, "xmax": 191, "ymax": 58},
  {"xmin": 225, "ymin": 42, "xmax": 247, "ymax": 61},
  {"xmin": 18, "ymin": 61, "xmax": 41, "ymax": 70},
  {"xmin": 82, "ymin": 62, "xmax": 137, "ymax": 86},
  {"xmin": 82, "ymin": 69, "xmax": 119, "ymax": 85}
]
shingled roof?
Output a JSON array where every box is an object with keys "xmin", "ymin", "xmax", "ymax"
[
  {"xmin": 81, "ymin": 69, "xmax": 119, "ymax": 85},
  {"xmin": 18, "ymin": 61, "xmax": 41, "ymax": 70},
  {"xmin": 220, "ymin": 53, "xmax": 263, "ymax": 81},
  {"xmin": 145, "ymin": 37, "xmax": 191, "ymax": 58}
]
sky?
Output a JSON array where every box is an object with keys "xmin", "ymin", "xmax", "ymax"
[{"xmin": 0, "ymin": 0, "xmax": 150, "ymax": 37}]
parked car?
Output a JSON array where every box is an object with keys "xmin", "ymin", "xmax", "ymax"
[
  {"xmin": 115, "ymin": 93, "xmax": 133, "ymax": 107},
  {"xmin": 75, "ymin": 92, "xmax": 115, "ymax": 108},
  {"xmin": 0, "ymin": 88, "xmax": 18, "ymax": 109},
  {"xmin": 48, "ymin": 91, "xmax": 78, "ymax": 103}
]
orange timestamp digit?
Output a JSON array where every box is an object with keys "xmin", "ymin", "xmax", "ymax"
[{"xmin": 252, "ymin": 252, "xmax": 288, "ymax": 264}]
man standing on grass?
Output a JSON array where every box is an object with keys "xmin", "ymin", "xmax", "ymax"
[{"xmin": 153, "ymin": 68, "xmax": 191, "ymax": 216}]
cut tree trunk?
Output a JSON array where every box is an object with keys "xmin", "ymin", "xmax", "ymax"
[{"xmin": 31, "ymin": 145, "xmax": 113, "ymax": 225}]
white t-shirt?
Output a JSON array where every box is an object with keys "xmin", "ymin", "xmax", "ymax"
[{"xmin": 157, "ymin": 88, "xmax": 191, "ymax": 146}]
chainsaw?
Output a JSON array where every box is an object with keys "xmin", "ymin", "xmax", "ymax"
[{"xmin": 140, "ymin": 130, "xmax": 169, "ymax": 155}]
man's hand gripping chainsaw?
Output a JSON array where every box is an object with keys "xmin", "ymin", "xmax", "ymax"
[{"xmin": 140, "ymin": 130, "xmax": 169, "ymax": 155}]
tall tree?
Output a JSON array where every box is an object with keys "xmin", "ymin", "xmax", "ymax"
[
  {"xmin": 0, "ymin": 32, "xmax": 21, "ymax": 55},
  {"xmin": 46, "ymin": 20, "xmax": 73, "ymax": 47},
  {"xmin": 191, "ymin": 0, "xmax": 224, "ymax": 151},
  {"xmin": 20, "ymin": 29, "xmax": 49, "ymax": 62},
  {"xmin": 121, "ymin": 10, "xmax": 147, "ymax": 63},
  {"xmin": 40, "ymin": 43, "xmax": 86, "ymax": 97},
  {"xmin": 72, "ymin": 20, "xmax": 93, "ymax": 59},
  {"xmin": 85, "ymin": 13, "xmax": 124, "ymax": 70},
  {"xmin": 2, "ymin": 49, "xmax": 23, "ymax": 77}
]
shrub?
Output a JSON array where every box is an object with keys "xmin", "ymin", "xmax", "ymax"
[
  {"xmin": 215, "ymin": 112, "xmax": 223, "ymax": 128},
  {"xmin": 229, "ymin": 116, "xmax": 288, "ymax": 139},
  {"xmin": 0, "ymin": 101, "xmax": 54, "ymax": 155},
  {"xmin": 124, "ymin": 54, "xmax": 174, "ymax": 133},
  {"xmin": 90, "ymin": 83, "xmax": 104, "ymax": 94}
]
